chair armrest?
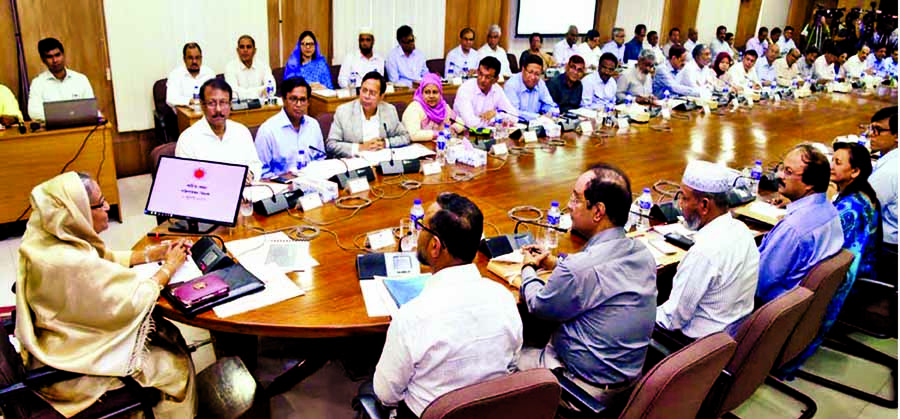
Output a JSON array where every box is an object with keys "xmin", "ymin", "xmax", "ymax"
[
  {"xmin": 0, "ymin": 366, "xmax": 81, "ymax": 401},
  {"xmin": 552, "ymin": 368, "xmax": 606, "ymax": 415},
  {"xmin": 351, "ymin": 394, "xmax": 387, "ymax": 419}
]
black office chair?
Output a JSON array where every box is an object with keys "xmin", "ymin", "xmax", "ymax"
[{"xmin": 152, "ymin": 78, "xmax": 178, "ymax": 144}]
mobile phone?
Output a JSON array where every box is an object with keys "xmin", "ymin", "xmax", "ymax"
[{"xmin": 270, "ymin": 176, "xmax": 293, "ymax": 184}]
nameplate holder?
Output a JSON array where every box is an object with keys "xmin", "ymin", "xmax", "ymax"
[
  {"xmin": 523, "ymin": 131, "xmax": 538, "ymax": 143},
  {"xmin": 773, "ymin": 93, "xmax": 781, "ymax": 103},
  {"xmin": 298, "ymin": 193, "xmax": 323, "ymax": 211},
  {"xmin": 367, "ymin": 229, "xmax": 396, "ymax": 251},
  {"xmin": 661, "ymin": 107, "xmax": 671, "ymax": 120},
  {"xmin": 337, "ymin": 90, "xmax": 352, "ymax": 99},
  {"xmin": 348, "ymin": 177, "xmax": 370, "ymax": 194},
  {"xmin": 702, "ymin": 104, "xmax": 711, "ymax": 114},
  {"xmin": 421, "ymin": 160, "xmax": 442, "ymax": 175},
  {"xmin": 617, "ymin": 118, "xmax": 630, "ymax": 134},
  {"xmin": 451, "ymin": 77, "xmax": 463, "ymax": 86},
  {"xmin": 579, "ymin": 121, "xmax": 593, "ymax": 135},
  {"xmin": 491, "ymin": 143, "xmax": 509, "ymax": 156}
]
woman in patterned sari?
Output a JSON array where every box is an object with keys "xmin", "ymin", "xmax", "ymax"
[{"xmin": 284, "ymin": 31, "xmax": 334, "ymax": 89}]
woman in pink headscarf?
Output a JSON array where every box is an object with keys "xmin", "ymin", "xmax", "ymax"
[{"xmin": 401, "ymin": 73, "xmax": 459, "ymax": 142}]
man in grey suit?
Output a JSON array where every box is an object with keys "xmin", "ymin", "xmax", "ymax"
[{"xmin": 326, "ymin": 71, "xmax": 410, "ymax": 158}]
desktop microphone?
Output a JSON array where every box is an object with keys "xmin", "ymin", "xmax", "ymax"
[
  {"xmin": 512, "ymin": 217, "xmax": 568, "ymax": 234},
  {"xmin": 377, "ymin": 121, "xmax": 421, "ymax": 175},
  {"xmin": 308, "ymin": 145, "xmax": 328, "ymax": 161},
  {"xmin": 17, "ymin": 123, "xmax": 26, "ymax": 134}
]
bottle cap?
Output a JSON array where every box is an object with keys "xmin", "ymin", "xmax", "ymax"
[
  {"xmin": 755, "ymin": 159, "xmax": 762, "ymax": 164},
  {"xmin": 551, "ymin": 201, "xmax": 559, "ymax": 207},
  {"xmin": 643, "ymin": 187, "xmax": 651, "ymax": 193},
  {"xmin": 414, "ymin": 198, "xmax": 422, "ymax": 205}
]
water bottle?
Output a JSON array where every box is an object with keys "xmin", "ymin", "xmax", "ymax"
[
  {"xmin": 750, "ymin": 160, "xmax": 763, "ymax": 196},
  {"xmin": 493, "ymin": 117, "xmax": 507, "ymax": 140},
  {"xmin": 296, "ymin": 149, "xmax": 309, "ymax": 171},
  {"xmin": 410, "ymin": 199, "xmax": 425, "ymax": 236},
  {"xmin": 625, "ymin": 94, "xmax": 634, "ymax": 107},
  {"xmin": 545, "ymin": 201, "xmax": 561, "ymax": 249},
  {"xmin": 349, "ymin": 71, "xmax": 359, "ymax": 95},
  {"xmin": 603, "ymin": 103, "xmax": 616, "ymax": 128},
  {"xmin": 662, "ymin": 90, "xmax": 672, "ymax": 120},
  {"xmin": 637, "ymin": 188, "xmax": 653, "ymax": 231},
  {"xmin": 191, "ymin": 84, "xmax": 200, "ymax": 111},
  {"xmin": 265, "ymin": 79, "xmax": 275, "ymax": 105},
  {"xmin": 447, "ymin": 62, "xmax": 456, "ymax": 79},
  {"xmin": 436, "ymin": 127, "xmax": 448, "ymax": 165},
  {"xmin": 462, "ymin": 64, "xmax": 470, "ymax": 78}
]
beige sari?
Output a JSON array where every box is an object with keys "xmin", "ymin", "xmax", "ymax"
[{"xmin": 15, "ymin": 172, "xmax": 195, "ymax": 418}]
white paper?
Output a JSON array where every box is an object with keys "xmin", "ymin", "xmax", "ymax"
[
  {"xmin": 302, "ymin": 158, "xmax": 371, "ymax": 180},
  {"xmin": 570, "ymin": 108, "xmax": 598, "ymax": 119},
  {"xmin": 492, "ymin": 248, "xmax": 525, "ymax": 264},
  {"xmin": 227, "ymin": 232, "xmax": 319, "ymax": 273},
  {"xmin": 359, "ymin": 279, "xmax": 392, "ymax": 317},
  {"xmin": 523, "ymin": 131, "xmax": 538, "ymax": 143},
  {"xmin": 212, "ymin": 261, "xmax": 304, "ymax": 318},
  {"xmin": 314, "ymin": 89, "xmax": 337, "ymax": 97},
  {"xmin": 636, "ymin": 236, "xmax": 669, "ymax": 266},
  {"xmin": 653, "ymin": 223, "xmax": 695, "ymax": 238},
  {"xmin": 131, "ymin": 258, "xmax": 203, "ymax": 286},
  {"xmin": 421, "ymin": 160, "xmax": 442, "ymax": 175},
  {"xmin": 244, "ymin": 182, "xmax": 289, "ymax": 203},
  {"xmin": 747, "ymin": 201, "xmax": 787, "ymax": 220},
  {"xmin": 348, "ymin": 177, "xmax": 370, "ymax": 194},
  {"xmin": 359, "ymin": 143, "xmax": 435, "ymax": 164}
]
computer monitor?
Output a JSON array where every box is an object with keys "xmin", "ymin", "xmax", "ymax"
[{"xmin": 145, "ymin": 155, "xmax": 248, "ymax": 234}]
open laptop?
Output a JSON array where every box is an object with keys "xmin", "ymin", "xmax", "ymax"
[{"xmin": 44, "ymin": 98, "xmax": 99, "ymax": 130}]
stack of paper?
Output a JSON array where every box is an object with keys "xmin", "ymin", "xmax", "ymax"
[
  {"xmin": 302, "ymin": 158, "xmax": 371, "ymax": 180},
  {"xmin": 734, "ymin": 201, "xmax": 786, "ymax": 226},
  {"xmin": 212, "ymin": 260, "xmax": 304, "ymax": 318},
  {"xmin": 359, "ymin": 143, "xmax": 435, "ymax": 164},
  {"xmin": 226, "ymin": 232, "xmax": 319, "ymax": 273}
]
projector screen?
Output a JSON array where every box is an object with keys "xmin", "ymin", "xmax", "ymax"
[{"xmin": 515, "ymin": 0, "xmax": 598, "ymax": 37}]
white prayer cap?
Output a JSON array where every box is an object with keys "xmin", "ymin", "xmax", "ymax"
[
  {"xmin": 359, "ymin": 26, "xmax": 374, "ymax": 36},
  {"xmin": 681, "ymin": 160, "xmax": 732, "ymax": 193}
]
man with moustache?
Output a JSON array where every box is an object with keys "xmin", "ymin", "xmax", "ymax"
[
  {"xmin": 327, "ymin": 71, "xmax": 410, "ymax": 157},
  {"xmin": 166, "ymin": 42, "xmax": 215, "ymax": 108},
  {"xmin": 676, "ymin": 44, "xmax": 716, "ymax": 96},
  {"xmin": 224, "ymin": 35, "xmax": 275, "ymax": 101},
  {"xmin": 338, "ymin": 27, "xmax": 385, "ymax": 88},
  {"xmin": 652, "ymin": 45, "xmax": 701, "ymax": 97},
  {"xmin": 503, "ymin": 54, "xmax": 558, "ymax": 121},
  {"xmin": 554, "ymin": 25, "xmax": 582, "ymax": 68},
  {"xmin": 445, "ymin": 27, "xmax": 480, "ymax": 77},
  {"xmin": 547, "ymin": 55, "xmax": 586, "ymax": 113}
]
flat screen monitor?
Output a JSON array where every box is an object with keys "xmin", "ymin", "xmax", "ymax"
[
  {"xmin": 145, "ymin": 155, "xmax": 248, "ymax": 234},
  {"xmin": 515, "ymin": 0, "xmax": 598, "ymax": 37}
]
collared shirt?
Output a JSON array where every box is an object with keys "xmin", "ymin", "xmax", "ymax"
[
  {"xmin": 581, "ymin": 72, "xmax": 617, "ymax": 108},
  {"xmin": 374, "ymin": 264, "xmax": 522, "ymax": 416},
  {"xmin": 797, "ymin": 58, "xmax": 815, "ymax": 80},
  {"xmin": 774, "ymin": 57, "xmax": 800, "ymax": 86},
  {"xmin": 225, "ymin": 59, "xmax": 274, "ymax": 102},
  {"xmin": 175, "ymin": 117, "xmax": 262, "ymax": 181},
  {"xmin": 725, "ymin": 62, "xmax": 761, "ymax": 88},
  {"xmin": 452, "ymin": 78, "xmax": 516, "ymax": 128},
  {"xmin": 657, "ymin": 213, "xmax": 760, "ymax": 338},
  {"xmin": 254, "ymin": 110, "xmax": 324, "ymax": 178},
  {"xmin": 870, "ymin": 148, "xmax": 898, "ymax": 244},
  {"xmin": 616, "ymin": 66, "xmax": 653, "ymax": 101},
  {"xmin": 884, "ymin": 59, "xmax": 898, "ymax": 78},
  {"xmin": 745, "ymin": 37, "xmax": 769, "ymax": 60},
  {"xmin": 710, "ymin": 39, "xmax": 732, "ymax": 59},
  {"xmin": 813, "ymin": 55, "xmax": 835, "ymax": 81},
  {"xmin": 865, "ymin": 55, "xmax": 888, "ymax": 76},
  {"xmin": 599, "ymin": 41, "xmax": 625, "ymax": 63},
  {"xmin": 385, "ymin": 46, "xmax": 427, "ymax": 87},
  {"xmin": 647, "ymin": 45, "xmax": 666, "ymax": 67},
  {"xmin": 662, "ymin": 42, "xmax": 680, "ymax": 58},
  {"xmin": 520, "ymin": 227, "xmax": 657, "ymax": 385},
  {"xmin": 477, "ymin": 44, "xmax": 511, "ymax": 77},
  {"xmin": 841, "ymin": 55, "xmax": 868, "ymax": 79},
  {"xmin": 502, "ymin": 73, "xmax": 558, "ymax": 121},
  {"xmin": 676, "ymin": 60, "xmax": 715, "ymax": 96},
  {"xmin": 520, "ymin": 50, "xmax": 556, "ymax": 71},
  {"xmin": 546, "ymin": 73, "xmax": 583, "ymax": 113},
  {"xmin": 683, "ymin": 40, "xmax": 697, "ymax": 62},
  {"xmin": 575, "ymin": 43, "xmax": 601, "ymax": 68},
  {"xmin": 623, "ymin": 38, "xmax": 644, "ymax": 63},
  {"xmin": 338, "ymin": 51, "xmax": 385, "ymax": 88},
  {"xmin": 553, "ymin": 40, "xmax": 581, "ymax": 68},
  {"xmin": 777, "ymin": 38, "xmax": 796, "ymax": 56},
  {"xmin": 165, "ymin": 65, "xmax": 215, "ymax": 108},
  {"xmin": 28, "ymin": 69, "xmax": 95, "ymax": 121},
  {"xmin": 445, "ymin": 46, "xmax": 480, "ymax": 76},
  {"xmin": 757, "ymin": 193, "xmax": 843, "ymax": 303},
  {"xmin": 755, "ymin": 58, "xmax": 778, "ymax": 84},
  {"xmin": 652, "ymin": 60, "xmax": 701, "ymax": 98},
  {"xmin": 360, "ymin": 109, "xmax": 381, "ymax": 141},
  {"xmin": 0, "ymin": 84, "xmax": 23, "ymax": 122},
  {"xmin": 325, "ymin": 101, "xmax": 410, "ymax": 158}
]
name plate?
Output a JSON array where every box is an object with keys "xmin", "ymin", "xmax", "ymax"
[
  {"xmin": 367, "ymin": 228, "xmax": 395, "ymax": 251},
  {"xmin": 421, "ymin": 160, "xmax": 442, "ymax": 175},
  {"xmin": 773, "ymin": 93, "xmax": 781, "ymax": 103},
  {"xmin": 661, "ymin": 107, "xmax": 671, "ymax": 120},
  {"xmin": 523, "ymin": 131, "xmax": 538, "ymax": 143},
  {"xmin": 491, "ymin": 143, "xmax": 509, "ymax": 155},
  {"xmin": 337, "ymin": 89, "xmax": 352, "ymax": 99},
  {"xmin": 701, "ymin": 104, "xmax": 711, "ymax": 114},
  {"xmin": 451, "ymin": 77, "xmax": 463, "ymax": 86},
  {"xmin": 298, "ymin": 193, "xmax": 323, "ymax": 211},
  {"xmin": 579, "ymin": 120, "xmax": 593, "ymax": 135},
  {"xmin": 348, "ymin": 176, "xmax": 370, "ymax": 194},
  {"xmin": 616, "ymin": 117, "xmax": 630, "ymax": 134}
]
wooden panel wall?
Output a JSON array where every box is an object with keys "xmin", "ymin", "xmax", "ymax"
[
  {"xmin": 736, "ymin": 0, "xmax": 764, "ymax": 49},
  {"xmin": 661, "ymin": 0, "xmax": 702, "ymax": 46},
  {"xmin": 443, "ymin": 0, "xmax": 510, "ymax": 56},
  {"xmin": 0, "ymin": 3, "xmax": 20, "ymax": 108},
  {"xmin": 268, "ymin": 0, "xmax": 333, "ymax": 69},
  {"xmin": 595, "ymin": 0, "xmax": 621, "ymax": 43}
]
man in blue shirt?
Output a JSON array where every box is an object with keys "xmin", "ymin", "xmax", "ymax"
[
  {"xmin": 623, "ymin": 24, "xmax": 646, "ymax": 63},
  {"xmin": 652, "ymin": 45, "xmax": 700, "ymax": 97},
  {"xmin": 255, "ymin": 77, "xmax": 324, "ymax": 178},
  {"xmin": 503, "ymin": 54, "xmax": 558, "ymax": 120},
  {"xmin": 756, "ymin": 144, "xmax": 843, "ymax": 303},
  {"xmin": 386, "ymin": 25, "xmax": 426, "ymax": 87}
]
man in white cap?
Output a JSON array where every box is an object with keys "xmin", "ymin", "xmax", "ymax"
[
  {"xmin": 656, "ymin": 160, "xmax": 760, "ymax": 343},
  {"xmin": 338, "ymin": 27, "xmax": 385, "ymax": 88}
]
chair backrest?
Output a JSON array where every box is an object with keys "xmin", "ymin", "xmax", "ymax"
[
  {"xmin": 507, "ymin": 53, "xmax": 519, "ymax": 74},
  {"xmin": 330, "ymin": 65, "xmax": 341, "ymax": 88},
  {"xmin": 0, "ymin": 331, "xmax": 61, "ymax": 419},
  {"xmin": 272, "ymin": 67, "xmax": 285, "ymax": 96},
  {"xmin": 776, "ymin": 249, "xmax": 854, "ymax": 369},
  {"xmin": 426, "ymin": 58, "xmax": 445, "ymax": 77},
  {"xmin": 317, "ymin": 112, "xmax": 334, "ymax": 140},
  {"xmin": 391, "ymin": 101, "xmax": 409, "ymax": 119},
  {"xmin": 714, "ymin": 286, "xmax": 813, "ymax": 415},
  {"xmin": 152, "ymin": 78, "xmax": 168, "ymax": 113},
  {"xmin": 618, "ymin": 332, "xmax": 737, "ymax": 419},
  {"xmin": 420, "ymin": 369, "xmax": 559, "ymax": 419},
  {"xmin": 149, "ymin": 142, "xmax": 177, "ymax": 179}
]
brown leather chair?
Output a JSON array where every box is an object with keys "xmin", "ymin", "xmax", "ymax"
[
  {"xmin": 152, "ymin": 78, "xmax": 178, "ymax": 144},
  {"xmin": 507, "ymin": 53, "xmax": 519, "ymax": 74},
  {"xmin": 272, "ymin": 67, "xmax": 285, "ymax": 95},
  {"xmin": 317, "ymin": 112, "xmax": 334, "ymax": 140},
  {"xmin": 698, "ymin": 286, "xmax": 814, "ymax": 418},
  {"xmin": 391, "ymin": 101, "xmax": 409, "ymax": 119},
  {"xmin": 330, "ymin": 65, "xmax": 341, "ymax": 89},
  {"xmin": 149, "ymin": 142, "xmax": 177, "ymax": 179},
  {"xmin": 426, "ymin": 58, "xmax": 445, "ymax": 77}
]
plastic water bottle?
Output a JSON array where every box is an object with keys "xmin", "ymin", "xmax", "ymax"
[
  {"xmin": 447, "ymin": 62, "xmax": 456, "ymax": 79},
  {"xmin": 265, "ymin": 79, "xmax": 275, "ymax": 104},
  {"xmin": 662, "ymin": 90, "xmax": 672, "ymax": 120},
  {"xmin": 436, "ymin": 127, "xmax": 448, "ymax": 165},
  {"xmin": 750, "ymin": 160, "xmax": 763, "ymax": 196},
  {"xmin": 462, "ymin": 64, "xmax": 470, "ymax": 78},
  {"xmin": 191, "ymin": 84, "xmax": 200, "ymax": 110},
  {"xmin": 410, "ymin": 199, "xmax": 425, "ymax": 235},
  {"xmin": 493, "ymin": 117, "xmax": 507, "ymax": 140},
  {"xmin": 637, "ymin": 188, "xmax": 653, "ymax": 231},
  {"xmin": 349, "ymin": 71, "xmax": 359, "ymax": 95},
  {"xmin": 545, "ymin": 201, "xmax": 561, "ymax": 249},
  {"xmin": 625, "ymin": 94, "xmax": 634, "ymax": 107}
]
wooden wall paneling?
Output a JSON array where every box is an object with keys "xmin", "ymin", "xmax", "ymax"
[
  {"xmin": 443, "ymin": 0, "xmax": 507, "ymax": 55},
  {"xmin": 736, "ymin": 0, "xmax": 764, "ymax": 48},
  {"xmin": 0, "ymin": 2, "xmax": 21, "ymax": 110},
  {"xmin": 16, "ymin": 0, "xmax": 116, "ymax": 125},
  {"xmin": 280, "ymin": 0, "xmax": 332, "ymax": 66},
  {"xmin": 267, "ymin": 0, "xmax": 281, "ymax": 70},
  {"xmin": 444, "ymin": 0, "xmax": 470, "ymax": 55},
  {"xmin": 595, "ymin": 0, "xmax": 620, "ymax": 43},
  {"xmin": 661, "ymin": 0, "xmax": 702, "ymax": 45}
]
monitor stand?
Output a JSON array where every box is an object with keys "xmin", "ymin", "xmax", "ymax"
[{"xmin": 168, "ymin": 219, "xmax": 217, "ymax": 234}]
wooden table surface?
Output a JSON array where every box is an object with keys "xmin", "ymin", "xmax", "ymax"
[
  {"xmin": 144, "ymin": 89, "xmax": 896, "ymax": 339},
  {"xmin": 175, "ymin": 103, "xmax": 282, "ymax": 133}
]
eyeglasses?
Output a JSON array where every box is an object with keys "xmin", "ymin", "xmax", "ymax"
[
  {"xmin": 461, "ymin": 37, "xmax": 475, "ymax": 42},
  {"xmin": 286, "ymin": 96, "xmax": 308, "ymax": 105},
  {"xmin": 413, "ymin": 217, "xmax": 443, "ymax": 247},
  {"xmin": 203, "ymin": 100, "xmax": 231, "ymax": 109},
  {"xmin": 300, "ymin": 42, "xmax": 316, "ymax": 47},
  {"xmin": 90, "ymin": 195, "xmax": 107, "ymax": 210},
  {"xmin": 775, "ymin": 162, "xmax": 804, "ymax": 178},
  {"xmin": 868, "ymin": 124, "xmax": 889, "ymax": 136}
]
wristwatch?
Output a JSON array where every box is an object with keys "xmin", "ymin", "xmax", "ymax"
[{"xmin": 522, "ymin": 262, "xmax": 541, "ymax": 272}]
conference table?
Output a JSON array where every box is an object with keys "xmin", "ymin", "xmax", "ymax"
[
  {"xmin": 0, "ymin": 123, "xmax": 119, "ymax": 225},
  {"xmin": 175, "ymin": 103, "xmax": 282, "ymax": 133},
  {"xmin": 308, "ymin": 83, "xmax": 461, "ymax": 117}
]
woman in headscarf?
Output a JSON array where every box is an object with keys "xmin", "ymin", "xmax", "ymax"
[
  {"xmin": 712, "ymin": 52, "xmax": 733, "ymax": 79},
  {"xmin": 15, "ymin": 172, "xmax": 196, "ymax": 418},
  {"xmin": 401, "ymin": 73, "xmax": 459, "ymax": 142},
  {"xmin": 284, "ymin": 31, "xmax": 334, "ymax": 89}
]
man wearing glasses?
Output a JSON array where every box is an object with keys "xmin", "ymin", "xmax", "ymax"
[
  {"xmin": 502, "ymin": 54, "xmax": 558, "ymax": 121},
  {"xmin": 868, "ymin": 106, "xmax": 898, "ymax": 249},
  {"xmin": 254, "ymin": 77, "xmax": 324, "ymax": 178},
  {"xmin": 445, "ymin": 28, "xmax": 479, "ymax": 77},
  {"xmin": 477, "ymin": 24, "xmax": 511, "ymax": 78},
  {"xmin": 452, "ymin": 56, "xmax": 517, "ymax": 128},
  {"xmin": 175, "ymin": 78, "xmax": 261, "ymax": 183},
  {"xmin": 756, "ymin": 144, "xmax": 843, "ymax": 304},
  {"xmin": 616, "ymin": 49, "xmax": 657, "ymax": 104},
  {"xmin": 517, "ymin": 164, "xmax": 657, "ymax": 411},
  {"xmin": 372, "ymin": 192, "xmax": 522, "ymax": 418},
  {"xmin": 166, "ymin": 42, "xmax": 215, "ymax": 108},
  {"xmin": 386, "ymin": 25, "xmax": 426, "ymax": 87},
  {"xmin": 581, "ymin": 53, "xmax": 619, "ymax": 108}
]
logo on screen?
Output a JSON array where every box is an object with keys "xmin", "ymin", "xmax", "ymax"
[{"xmin": 194, "ymin": 168, "xmax": 206, "ymax": 179}]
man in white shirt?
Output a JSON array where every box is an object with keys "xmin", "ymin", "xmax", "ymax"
[
  {"xmin": 338, "ymin": 27, "xmax": 385, "ymax": 88},
  {"xmin": 28, "ymin": 37, "xmax": 95, "ymax": 121},
  {"xmin": 676, "ymin": 44, "xmax": 715, "ymax": 96},
  {"xmin": 813, "ymin": 44, "xmax": 838, "ymax": 83},
  {"xmin": 175, "ymin": 78, "xmax": 261, "ymax": 182},
  {"xmin": 710, "ymin": 25, "xmax": 732, "ymax": 59},
  {"xmin": 477, "ymin": 24, "xmax": 511, "ymax": 78},
  {"xmin": 683, "ymin": 28, "xmax": 698, "ymax": 62},
  {"xmin": 599, "ymin": 28, "xmax": 626, "ymax": 64},
  {"xmin": 774, "ymin": 48, "xmax": 802, "ymax": 87},
  {"xmin": 777, "ymin": 26, "xmax": 797, "ymax": 56},
  {"xmin": 797, "ymin": 47, "xmax": 818, "ymax": 80},
  {"xmin": 865, "ymin": 45, "xmax": 888, "ymax": 76},
  {"xmin": 372, "ymin": 192, "xmax": 522, "ymax": 418},
  {"xmin": 553, "ymin": 25, "xmax": 581, "ymax": 68},
  {"xmin": 576, "ymin": 29, "xmax": 602, "ymax": 69},
  {"xmin": 724, "ymin": 49, "xmax": 761, "ymax": 90},
  {"xmin": 445, "ymin": 27, "xmax": 479, "ymax": 77},
  {"xmin": 745, "ymin": 27, "xmax": 770, "ymax": 60},
  {"xmin": 842, "ymin": 46, "xmax": 872, "ymax": 79},
  {"xmin": 657, "ymin": 160, "xmax": 759, "ymax": 341},
  {"xmin": 326, "ymin": 71, "xmax": 410, "ymax": 157},
  {"xmin": 616, "ymin": 49, "xmax": 656, "ymax": 104},
  {"xmin": 868, "ymin": 106, "xmax": 898, "ymax": 246},
  {"xmin": 386, "ymin": 25, "xmax": 427, "ymax": 87},
  {"xmin": 453, "ymin": 56, "xmax": 517, "ymax": 128},
  {"xmin": 582, "ymin": 53, "xmax": 619, "ymax": 108},
  {"xmin": 224, "ymin": 35, "xmax": 275, "ymax": 101},
  {"xmin": 754, "ymin": 43, "xmax": 780, "ymax": 86},
  {"xmin": 646, "ymin": 31, "xmax": 666, "ymax": 65},
  {"xmin": 662, "ymin": 27, "xmax": 682, "ymax": 58},
  {"xmin": 166, "ymin": 42, "xmax": 215, "ymax": 108}
]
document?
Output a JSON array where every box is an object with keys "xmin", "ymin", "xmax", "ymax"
[
  {"xmin": 302, "ymin": 157, "xmax": 372, "ymax": 180},
  {"xmin": 212, "ymin": 260, "xmax": 304, "ymax": 318},
  {"xmin": 227, "ymin": 232, "xmax": 319, "ymax": 273},
  {"xmin": 359, "ymin": 143, "xmax": 435, "ymax": 164},
  {"xmin": 132, "ymin": 259, "xmax": 203, "ymax": 286}
]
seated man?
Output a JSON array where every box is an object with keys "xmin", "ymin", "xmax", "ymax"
[
  {"xmin": 646, "ymin": 31, "xmax": 667, "ymax": 67},
  {"xmin": 865, "ymin": 46, "xmax": 888, "ymax": 76},
  {"xmin": 868, "ymin": 106, "xmax": 898, "ymax": 247},
  {"xmin": 553, "ymin": 26, "xmax": 581, "ymax": 69},
  {"xmin": 326, "ymin": 71, "xmax": 410, "ymax": 158},
  {"xmin": 777, "ymin": 26, "xmax": 797, "ymax": 57},
  {"xmin": 812, "ymin": 44, "xmax": 838, "ymax": 84},
  {"xmin": 520, "ymin": 33, "xmax": 556, "ymax": 71},
  {"xmin": 797, "ymin": 47, "xmax": 818, "ymax": 80},
  {"xmin": 27, "ymin": 37, "xmax": 95, "ymax": 121},
  {"xmin": 662, "ymin": 27, "xmax": 681, "ymax": 58},
  {"xmin": 503, "ymin": 54, "xmax": 558, "ymax": 121},
  {"xmin": 547, "ymin": 55, "xmax": 586, "ymax": 113},
  {"xmin": 386, "ymin": 25, "xmax": 427, "ymax": 87},
  {"xmin": 757, "ymin": 144, "xmax": 843, "ymax": 303},
  {"xmin": 683, "ymin": 28, "xmax": 698, "ymax": 62},
  {"xmin": 255, "ymin": 77, "xmax": 324, "ymax": 178},
  {"xmin": 0, "ymin": 83, "xmax": 23, "ymax": 126},
  {"xmin": 581, "ymin": 53, "xmax": 619, "ymax": 108},
  {"xmin": 575, "ymin": 29, "xmax": 602, "ymax": 68},
  {"xmin": 166, "ymin": 42, "xmax": 215, "ymax": 108},
  {"xmin": 338, "ymin": 27, "xmax": 385, "ymax": 88},
  {"xmin": 724, "ymin": 49, "xmax": 761, "ymax": 90},
  {"xmin": 477, "ymin": 24, "xmax": 511, "ymax": 78},
  {"xmin": 841, "ymin": 46, "xmax": 872, "ymax": 79},
  {"xmin": 710, "ymin": 25, "xmax": 731, "ymax": 59},
  {"xmin": 745, "ymin": 27, "xmax": 770, "ymax": 59},
  {"xmin": 774, "ymin": 48, "xmax": 802, "ymax": 87},
  {"xmin": 175, "ymin": 78, "xmax": 262, "ymax": 182},
  {"xmin": 372, "ymin": 192, "xmax": 522, "ymax": 418},
  {"xmin": 656, "ymin": 160, "xmax": 759, "ymax": 341},
  {"xmin": 616, "ymin": 49, "xmax": 656, "ymax": 104},
  {"xmin": 599, "ymin": 27, "xmax": 626, "ymax": 64},
  {"xmin": 445, "ymin": 27, "xmax": 479, "ymax": 77},
  {"xmin": 754, "ymin": 43, "xmax": 780, "ymax": 86},
  {"xmin": 518, "ymin": 163, "xmax": 657, "ymax": 410},
  {"xmin": 676, "ymin": 44, "xmax": 716, "ymax": 96},
  {"xmin": 652, "ymin": 45, "xmax": 701, "ymax": 98},
  {"xmin": 452, "ymin": 56, "xmax": 516, "ymax": 128},
  {"xmin": 623, "ymin": 24, "xmax": 647, "ymax": 63},
  {"xmin": 224, "ymin": 35, "xmax": 275, "ymax": 101}
]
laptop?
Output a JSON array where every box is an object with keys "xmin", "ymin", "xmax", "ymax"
[{"xmin": 43, "ymin": 98, "xmax": 99, "ymax": 130}]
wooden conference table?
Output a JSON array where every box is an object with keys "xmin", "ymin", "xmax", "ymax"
[
  {"xmin": 308, "ymin": 83, "xmax": 461, "ymax": 117},
  {"xmin": 0, "ymin": 123, "xmax": 120, "ymax": 224},
  {"xmin": 146, "ymin": 89, "xmax": 895, "ymax": 341},
  {"xmin": 175, "ymin": 103, "xmax": 282, "ymax": 133}
]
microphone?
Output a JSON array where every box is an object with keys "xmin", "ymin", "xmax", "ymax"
[
  {"xmin": 497, "ymin": 108, "xmax": 528, "ymax": 123},
  {"xmin": 512, "ymin": 217, "xmax": 568, "ymax": 234},
  {"xmin": 308, "ymin": 144, "xmax": 328, "ymax": 161}
]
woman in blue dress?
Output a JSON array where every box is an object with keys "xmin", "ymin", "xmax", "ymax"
[{"xmin": 284, "ymin": 31, "xmax": 334, "ymax": 89}]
